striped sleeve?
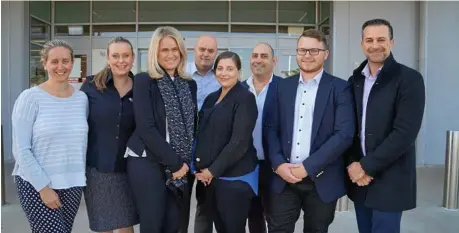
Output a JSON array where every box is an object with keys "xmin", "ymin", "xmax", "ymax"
[{"xmin": 11, "ymin": 89, "xmax": 51, "ymax": 191}]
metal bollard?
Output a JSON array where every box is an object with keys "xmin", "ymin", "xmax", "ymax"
[
  {"xmin": 442, "ymin": 130, "xmax": 459, "ymax": 210},
  {"xmin": 336, "ymin": 196, "xmax": 349, "ymax": 212},
  {"xmin": 1, "ymin": 125, "xmax": 6, "ymax": 206}
]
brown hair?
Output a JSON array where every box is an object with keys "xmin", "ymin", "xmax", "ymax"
[
  {"xmin": 299, "ymin": 29, "xmax": 329, "ymax": 50},
  {"xmin": 40, "ymin": 39, "xmax": 74, "ymax": 64},
  {"xmin": 93, "ymin": 37, "xmax": 134, "ymax": 91}
]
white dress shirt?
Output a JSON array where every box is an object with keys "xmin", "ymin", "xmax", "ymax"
[
  {"xmin": 290, "ymin": 70, "xmax": 323, "ymax": 164},
  {"xmin": 360, "ymin": 64, "xmax": 382, "ymax": 155},
  {"xmin": 246, "ymin": 74, "xmax": 273, "ymax": 160}
]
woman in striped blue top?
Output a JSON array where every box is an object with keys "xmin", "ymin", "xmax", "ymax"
[{"xmin": 11, "ymin": 39, "xmax": 89, "ymax": 233}]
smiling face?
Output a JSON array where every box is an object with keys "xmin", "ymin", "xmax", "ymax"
[
  {"xmin": 194, "ymin": 35, "xmax": 217, "ymax": 73},
  {"xmin": 296, "ymin": 36, "xmax": 328, "ymax": 74},
  {"xmin": 158, "ymin": 36, "xmax": 181, "ymax": 76},
  {"xmin": 215, "ymin": 58, "xmax": 240, "ymax": 89},
  {"xmin": 43, "ymin": 46, "xmax": 74, "ymax": 83},
  {"xmin": 361, "ymin": 25, "xmax": 394, "ymax": 64},
  {"xmin": 107, "ymin": 42, "xmax": 134, "ymax": 77},
  {"xmin": 250, "ymin": 43, "xmax": 276, "ymax": 77}
]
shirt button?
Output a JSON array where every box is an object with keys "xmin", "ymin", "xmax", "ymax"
[
  {"xmin": 304, "ymin": 91, "xmax": 306, "ymax": 93},
  {"xmin": 287, "ymin": 158, "xmax": 290, "ymax": 161},
  {"xmin": 116, "ymin": 136, "xmax": 119, "ymax": 139},
  {"xmin": 299, "ymin": 129, "xmax": 302, "ymax": 131},
  {"xmin": 117, "ymin": 125, "xmax": 119, "ymax": 128},
  {"xmin": 297, "ymin": 142, "xmax": 300, "ymax": 145},
  {"xmin": 296, "ymin": 156, "xmax": 299, "ymax": 159},
  {"xmin": 300, "ymin": 116, "xmax": 303, "ymax": 119},
  {"xmin": 302, "ymin": 103, "xmax": 305, "ymax": 105},
  {"xmin": 196, "ymin": 158, "xmax": 201, "ymax": 162}
]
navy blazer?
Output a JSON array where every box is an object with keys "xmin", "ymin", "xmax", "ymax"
[
  {"xmin": 241, "ymin": 75, "xmax": 282, "ymax": 164},
  {"xmin": 264, "ymin": 72, "xmax": 355, "ymax": 203},
  {"xmin": 126, "ymin": 72, "xmax": 197, "ymax": 173}
]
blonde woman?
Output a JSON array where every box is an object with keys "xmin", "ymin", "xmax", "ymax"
[
  {"xmin": 125, "ymin": 26, "xmax": 197, "ymax": 233},
  {"xmin": 11, "ymin": 39, "xmax": 88, "ymax": 233},
  {"xmin": 80, "ymin": 37, "xmax": 138, "ymax": 233}
]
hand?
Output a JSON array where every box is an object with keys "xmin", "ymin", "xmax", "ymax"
[
  {"xmin": 172, "ymin": 163, "xmax": 189, "ymax": 180},
  {"xmin": 39, "ymin": 187, "xmax": 61, "ymax": 209},
  {"xmin": 347, "ymin": 162, "xmax": 365, "ymax": 182},
  {"xmin": 356, "ymin": 174, "xmax": 373, "ymax": 186},
  {"xmin": 291, "ymin": 164, "xmax": 308, "ymax": 179},
  {"xmin": 196, "ymin": 168, "xmax": 213, "ymax": 186},
  {"xmin": 275, "ymin": 163, "xmax": 302, "ymax": 184}
]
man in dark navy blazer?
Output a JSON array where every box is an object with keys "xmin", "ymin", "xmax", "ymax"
[
  {"xmin": 241, "ymin": 42, "xmax": 281, "ymax": 233},
  {"xmin": 264, "ymin": 29, "xmax": 355, "ymax": 233},
  {"xmin": 346, "ymin": 19, "xmax": 425, "ymax": 233}
]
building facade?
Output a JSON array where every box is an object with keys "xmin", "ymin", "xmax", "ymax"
[{"xmin": 2, "ymin": 1, "xmax": 459, "ymax": 165}]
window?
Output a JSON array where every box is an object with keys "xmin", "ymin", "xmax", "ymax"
[
  {"xmin": 138, "ymin": 24, "xmax": 229, "ymax": 38},
  {"xmin": 30, "ymin": 1, "xmax": 51, "ymax": 22},
  {"xmin": 278, "ymin": 51, "xmax": 300, "ymax": 78},
  {"xmin": 55, "ymin": 25, "xmax": 90, "ymax": 37},
  {"xmin": 55, "ymin": 1, "xmax": 90, "ymax": 24},
  {"xmin": 92, "ymin": 1, "xmax": 136, "ymax": 23},
  {"xmin": 92, "ymin": 25, "xmax": 136, "ymax": 37},
  {"xmin": 30, "ymin": 44, "xmax": 46, "ymax": 87},
  {"xmin": 139, "ymin": 1, "xmax": 228, "ymax": 23},
  {"xmin": 279, "ymin": 1, "xmax": 316, "ymax": 24},
  {"xmin": 231, "ymin": 1, "xmax": 276, "ymax": 23},
  {"xmin": 30, "ymin": 17, "xmax": 51, "ymax": 45}
]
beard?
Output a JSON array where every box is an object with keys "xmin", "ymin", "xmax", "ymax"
[{"xmin": 299, "ymin": 61, "xmax": 323, "ymax": 74}]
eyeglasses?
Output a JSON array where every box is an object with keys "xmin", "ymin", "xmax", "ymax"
[{"xmin": 296, "ymin": 48, "xmax": 326, "ymax": 56}]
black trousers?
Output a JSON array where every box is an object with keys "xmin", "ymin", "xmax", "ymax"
[
  {"xmin": 194, "ymin": 178, "xmax": 213, "ymax": 233},
  {"xmin": 127, "ymin": 157, "xmax": 184, "ymax": 233},
  {"xmin": 268, "ymin": 178, "xmax": 337, "ymax": 233},
  {"xmin": 204, "ymin": 179, "xmax": 254, "ymax": 233},
  {"xmin": 248, "ymin": 160, "xmax": 271, "ymax": 233}
]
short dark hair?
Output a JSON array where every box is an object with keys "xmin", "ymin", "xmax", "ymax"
[
  {"xmin": 362, "ymin": 18, "xmax": 394, "ymax": 40},
  {"xmin": 213, "ymin": 51, "xmax": 242, "ymax": 71},
  {"xmin": 298, "ymin": 29, "xmax": 328, "ymax": 50}
]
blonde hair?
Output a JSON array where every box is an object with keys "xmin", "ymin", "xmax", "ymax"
[
  {"xmin": 147, "ymin": 26, "xmax": 189, "ymax": 79},
  {"xmin": 93, "ymin": 37, "xmax": 134, "ymax": 91},
  {"xmin": 40, "ymin": 39, "xmax": 74, "ymax": 64}
]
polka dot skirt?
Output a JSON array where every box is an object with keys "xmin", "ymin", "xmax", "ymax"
[{"xmin": 15, "ymin": 176, "xmax": 83, "ymax": 233}]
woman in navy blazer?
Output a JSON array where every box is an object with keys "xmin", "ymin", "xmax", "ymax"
[
  {"xmin": 125, "ymin": 26, "xmax": 197, "ymax": 233},
  {"xmin": 193, "ymin": 51, "xmax": 258, "ymax": 233}
]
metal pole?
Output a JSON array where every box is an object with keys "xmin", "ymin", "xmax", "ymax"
[
  {"xmin": 336, "ymin": 196, "xmax": 349, "ymax": 212},
  {"xmin": 442, "ymin": 130, "xmax": 459, "ymax": 210},
  {"xmin": 1, "ymin": 125, "xmax": 6, "ymax": 206}
]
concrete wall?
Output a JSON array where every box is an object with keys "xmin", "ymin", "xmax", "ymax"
[
  {"xmin": 1, "ymin": 1, "xmax": 29, "ymax": 162},
  {"xmin": 419, "ymin": 1, "xmax": 459, "ymax": 164}
]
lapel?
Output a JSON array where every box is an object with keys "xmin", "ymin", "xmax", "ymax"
[
  {"xmin": 198, "ymin": 82, "xmax": 242, "ymax": 132},
  {"xmin": 263, "ymin": 76, "xmax": 280, "ymax": 122},
  {"xmin": 284, "ymin": 75, "xmax": 300, "ymax": 150},
  {"xmin": 310, "ymin": 72, "xmax": 333, "ymax": 144},
  {"xmin": 351, "ymin": 53, "xmax": 399, "ymax": 125}
]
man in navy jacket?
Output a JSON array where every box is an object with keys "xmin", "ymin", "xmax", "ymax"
[
  {"xmin": 346, "ymin": 19, "xmax": 425, "ymax": 233},
  {"xmin": 241, "ymin": 42, "xmax": 281, "ymax": 233},
  {"xmin": 264, "ymin": 29, "xmax": 355, "ymax": 233}
]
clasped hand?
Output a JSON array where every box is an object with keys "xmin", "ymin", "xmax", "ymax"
[
  {"xmin": 276, "ymin": 163, "xmax": 308, "ymax": 184},
  {"xmin": 172, "ymin": 163, "xmax": 189, "ymax": 180},
  {"xmin": 347, "ymin": 162, "xmax": 373, "ymax": 186},
  {"xmin": 195, "ymin": 168, "xmax": 213, "ymax": 186}
]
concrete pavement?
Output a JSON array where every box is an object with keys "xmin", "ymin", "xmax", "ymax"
[{"xmin": 1, "ymin": 165, "xmax": 458, "ymax": 233}]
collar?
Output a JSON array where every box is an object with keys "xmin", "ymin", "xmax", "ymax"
[
  {"xmin": 188, "ymin": 62, "xmax": 214, "ymax": 77},
  {"xmin": 299, "ymin": 69, "xmax": 323, "ymax": 84},
  {"xmin": 362, "ymin": 63, "xmax": 383, "ymax": 78},
  {"xmin": 106, "ymin": 69, "xmax": 134, "ymax": 84},
  {"xmin": 247, "ymin": 73, "xmax": 274, "ymax": 90}
]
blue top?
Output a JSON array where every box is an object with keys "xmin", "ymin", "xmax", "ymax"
[
  {"xmin": 80, "ymin": 72, "xmax": 135, "ymax": 172},
  {"xmin": 12, "ymin": 86, "xmax": 89, "ymax": 191}
]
